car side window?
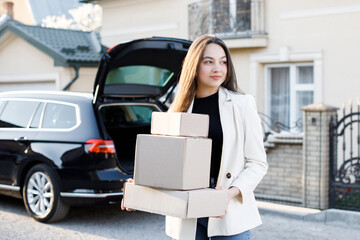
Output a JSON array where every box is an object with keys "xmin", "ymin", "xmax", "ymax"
[
  {"xmin": 0, "ymin": 101, "xmax": 5, "ymax": 115},
  {"xmin": 29, "ymin": 102, "xmax": 44, "ymax": 128},
  {"xmin": 0, "ymin": 100, "xmax": 39, "ymax": 128},
  {"xmin": 42, "ymin": 103, "xmax": 77, "ymax": 129}
]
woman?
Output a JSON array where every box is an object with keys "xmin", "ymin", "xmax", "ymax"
[{"xmin": 168, "ymin": 34, "xmax": 268, "ymax": 239}]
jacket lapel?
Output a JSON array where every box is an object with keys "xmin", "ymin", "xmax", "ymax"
[{"xmin": 217, "ymin": 87, "xmax": 235, "ymax": 186}]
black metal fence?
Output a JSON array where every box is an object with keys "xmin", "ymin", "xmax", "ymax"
[
  {"xmin": 188, "ymin": 0, "xmax": 266, "ymax": 40},
  {"xmin": 329, "ymin": 100, "xmax": 360, "ymax": 211}
]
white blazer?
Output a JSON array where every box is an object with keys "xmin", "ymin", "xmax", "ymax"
[{"xmin": 187, "ymin": 87, "xmax": 268, "ymax": 237}]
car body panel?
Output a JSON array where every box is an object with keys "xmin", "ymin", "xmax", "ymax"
[
  {"xmin": 0, "ymin": 91, "xmax": 125, "ymax": 206},
  {"xmin": 0, "ymin": 130, "xmax": 38, "ymax": 185}
]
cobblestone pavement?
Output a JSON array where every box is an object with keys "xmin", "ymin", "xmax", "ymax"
[{"xmin": 0, "ymin": 195, "xmax": 359, "ymax": 240}]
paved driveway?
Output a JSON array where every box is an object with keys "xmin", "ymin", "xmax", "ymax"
[
  {"xmin": 0, "ymin": 195, "xmax": 167, "ymax": 240},
  {"xmin": 1, "ymin": 195, "xmax": 359, "ymax": 240}
]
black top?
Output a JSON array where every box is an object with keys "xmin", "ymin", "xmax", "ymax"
[{"xmin": 192, "ymin": 91, "xmax": 223, "ymax": 181}]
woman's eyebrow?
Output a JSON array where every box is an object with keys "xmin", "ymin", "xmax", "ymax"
[
  {"xmin": 202, "ymin": 56, "xmax": 227, "ymax": 59},
  {"xmin": 202, "ymin": 56, "xmax": 214, "ymax": 60}
]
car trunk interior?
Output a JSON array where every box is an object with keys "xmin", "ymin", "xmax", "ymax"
[{"xmin": 99, "ymin": 104, "xmax": 158, "ymax": 173}]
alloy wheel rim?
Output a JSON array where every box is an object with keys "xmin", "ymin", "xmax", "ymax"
[{"xmin": 26, "ymin": 172, "xmax": 54, "ymax": 217}]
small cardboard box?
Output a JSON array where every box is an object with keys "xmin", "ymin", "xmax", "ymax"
[
  {"xmin": 151, "ymin": 112, "xmax": 209, "ymax": 137},
  {"xmin": 124, "ymin": 182, "xmax": 228, "ymax": 219},
  {"xmin": 166, "ymin": 216, "xmax": 197, "ymax": 240},
  {"xmin": 134, "ymin": 134, "xmax": 212, "ymax": 190}
]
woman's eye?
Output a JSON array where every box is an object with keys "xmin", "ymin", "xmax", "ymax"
[
  {"xmin": 221, "ymin": 61, "xmax": 227, "ymax": 64},
  {"xmin": 204, "ymin": 60, "xmax": 212, "ymax": 64}
]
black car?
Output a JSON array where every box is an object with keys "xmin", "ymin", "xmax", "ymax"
[{"xmin": 0, "ymin": 37, "xmax": 191, "ymax": 222}]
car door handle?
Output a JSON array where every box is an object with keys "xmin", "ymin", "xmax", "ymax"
[{"xmin": 15, "ymin": 136, "xmax": 29, "ymax": 143}]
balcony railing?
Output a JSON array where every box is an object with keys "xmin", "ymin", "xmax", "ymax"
[{"xmin": 188, "ymin": 0, "xmax": 266, "ymax": 40}]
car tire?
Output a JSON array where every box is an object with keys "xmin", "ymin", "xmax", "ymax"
[{"xmin": 23, "ymin": 164, "xmax": 69, "ymax": 223}]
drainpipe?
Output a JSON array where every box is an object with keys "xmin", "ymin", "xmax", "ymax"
[{"xmin": 63, "ymin": 65, "xmax": 79, "ymax": 91}]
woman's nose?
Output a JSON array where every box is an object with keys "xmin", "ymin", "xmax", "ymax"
[{"xmin": 212, "ymin": 62, "xmax": 221, "ymax": 72}]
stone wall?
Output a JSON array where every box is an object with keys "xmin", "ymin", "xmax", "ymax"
[
  {"xmin": 302, "ymin": 104, "xmax": 338, "ymax": 209},
  {"xmin": 255, "ymin": 136, "xmax": 304, "ymax": 205},
  {"xmin": 255, "ymin": 103, "xmax": 338, "ymax": 209}
]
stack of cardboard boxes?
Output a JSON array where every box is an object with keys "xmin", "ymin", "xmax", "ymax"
[{"xmin": 124, "ymin": 112, "xmax": 228, "ymax": 239}]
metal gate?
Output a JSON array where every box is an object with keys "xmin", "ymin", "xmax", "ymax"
[{"xmin": 329, "ymin": 103, "xmax": 360, "ymax": 210}]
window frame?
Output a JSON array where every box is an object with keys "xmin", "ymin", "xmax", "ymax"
[
  {"xmin": 0, "ymin": 98, "xmax": 81, "ymax": 131},
  {"xmin": 264, "ymin": 62, "xmax": 315, "ymax": 133},
  {"xmin": 0, "ymin": 100, "xmax": 41, "ymax": 129}
]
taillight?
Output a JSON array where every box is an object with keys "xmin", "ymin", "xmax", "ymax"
[{"xmin": 85, "ymin": 139, "xmax": 115, "ymax": 153}]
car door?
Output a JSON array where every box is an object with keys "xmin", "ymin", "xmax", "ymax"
[{"xmin": 0, "ymin": 99, "xmax": 40, "ymax": 185}]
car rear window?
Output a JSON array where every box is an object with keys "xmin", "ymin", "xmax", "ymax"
[
  {"xmin": 42, "ymin": 103, "xmax": 77, "ymax": 129},
  {"xmin": 0, "ymin": 100, "xmax": 39, "ymax": 128},
  {"xmin": 100, "ymin": 105, "xmax": 156, "ymax": 126},
  {"xmin": 105, "ymin": 65, "xmax": 174, "ymax": 87}
]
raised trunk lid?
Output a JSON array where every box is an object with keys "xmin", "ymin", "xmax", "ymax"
[{"xmin": 93, "ymin": 37, "xmax": 191, "ymax": 104}]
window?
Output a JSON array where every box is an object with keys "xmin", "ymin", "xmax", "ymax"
[
  {"xmin": 188, "ymin": 0, "xmax": 266, "ymax": 40},
  {"xmin": 29, "ymin": 102, "xmax": 44, "ymax": 128},
  {"xmin": 100, "ymin": 105, "xmax": 156, "ymax": 126},
  {"xmin": 105, "ymin": 65, "xmax": 174, "ymax": 87},
  {"xmin": 265, "ymin": 64, "xmax": 314, "ymax": 132},
  {"xmin": 0, "ymin": 100, "xmax": 39, "ymax": 128},
  {"xmin": 211, "ymin": 0, "xmax": 251, "ymax": 34},
  {"xmin": 0, "ymin": 101, "xmax": 5, "ymax": 114},
  {"xmin": 42, "ymin": 103, "xmax": 77, "ymax": 129}
]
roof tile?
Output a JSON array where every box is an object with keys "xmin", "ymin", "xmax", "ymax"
[{"xmin": 0, "ymin": 18, "xmax": 107, "ymax": 66}]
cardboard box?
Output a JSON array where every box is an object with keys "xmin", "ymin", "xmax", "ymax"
[
  {"xmin": 123, "ymin": 182, "xmax": 228, "ymax": 219},
  {"xmin": 151, "ymin": 112, "xmax": 209, "ymax": 137},
  {"xmin": 134, "ymin": 134, "xmax": 212, "ymax": 190},
  {"xmin": 166, "ymin": 216, "xmax": 197, "ymax": 240}
]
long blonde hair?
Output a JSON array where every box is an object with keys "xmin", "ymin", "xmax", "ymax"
[{"xmin": 169, "ymin": 34, "xmax": 240, "ymax": 112}]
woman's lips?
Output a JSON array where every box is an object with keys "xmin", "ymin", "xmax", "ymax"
[{"xmin": 210, "ymin": 75, "xmax": 222, "ymax": 80}]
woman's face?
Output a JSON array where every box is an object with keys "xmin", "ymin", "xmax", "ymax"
[{"xmin": 197, "ymin": 43, "xmax": 227, "ymax": 94}]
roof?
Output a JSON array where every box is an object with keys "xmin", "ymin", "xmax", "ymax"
[
  {"xmin": 0, "ymin": 16, "xmax": 107, "ymax": 67},
  {"xmin": 80, "ymin": 0, "xmax": 102, "ymax": 3},
  {"xmin": 0, "ymin": 90, "xmax": 93, "ymax": 104}
]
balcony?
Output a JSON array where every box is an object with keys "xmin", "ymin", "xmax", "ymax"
[{"xmin": 188, "ymin": 0, "xmax": 267, "ymax": 48}]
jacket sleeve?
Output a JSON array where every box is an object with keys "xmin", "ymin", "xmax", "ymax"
[{"xmin": 230, "ymin": 95, "xmax": 268, "ymax": 202}]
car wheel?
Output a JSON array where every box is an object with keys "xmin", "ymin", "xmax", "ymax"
[{"xmin": 23, "ymin": 164, "xmax": 69, "ymax": 223}]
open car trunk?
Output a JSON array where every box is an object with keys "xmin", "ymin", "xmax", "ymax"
[
  {"xmin": 98, "ymin": 103, "xmax": 161, "ymax": 173},
  {"xmin": 92, "ymin": 37, "xmax": 191, "ymax": 174}
]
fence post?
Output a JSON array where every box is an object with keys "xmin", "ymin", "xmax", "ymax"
[{"xmin": 302, "ymin": 103, "xmax": 338, "ymax": 209}]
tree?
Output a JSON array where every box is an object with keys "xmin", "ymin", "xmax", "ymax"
[{"xmin": 41, "ymin": 4, "xmax": 102, "ymax": 32}]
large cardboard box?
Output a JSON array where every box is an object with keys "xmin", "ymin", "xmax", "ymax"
[
  {"xmin": 134, "ymin": 134, "xmax": 212, "ymax": 190},
  {"xmin": 151, "ymin": 112, "xmax": 209, "ymax": 137},
  {"xmin": 123, "ymin": 182, "xmax": 228, "ymax": 219},
  {"xmin": 166, "ymin": 216, "xmax": 197, "ymax": 240}
]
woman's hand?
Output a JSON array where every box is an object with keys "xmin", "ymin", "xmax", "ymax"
[
  {"xmin": 121, "ymin": 180, "xmax": 136, "ymax": 211},
  {"xmin": 214, "ymin": 186, "xmax": 241, "ymax": 218},
  {"xmin": 121, "ymin": 197, "xmax": 136, "ymax": 211},
  {"xmin": 227, "ymin": 186, "xmax": 241, "ymax": 199}
]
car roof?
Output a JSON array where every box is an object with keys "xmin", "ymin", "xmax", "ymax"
[{"xmin": 0, "ymin": 90, "xmax": 93, "ymax": 104}]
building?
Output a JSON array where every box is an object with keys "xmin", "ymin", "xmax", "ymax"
[
  {"xmin": 86, "ymin": 0, "xmax": 360, "ymax": 134},
  {"xmin": 0, "ymin": 0, "xmax": 105, "ymax": 92}
]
